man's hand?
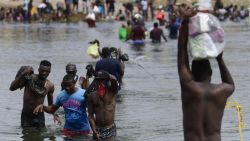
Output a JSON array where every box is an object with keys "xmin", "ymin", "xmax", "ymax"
[
  {"xmin": 93, "ymin": 132, "xmax": 101, "ymax": 140},
  {"xmin": 86, "ymin": 65, "xmax": 94, "ymax": 77},
  {"xmin": 53, "ymin": 113, "xmax": 62, "ymax": 125},
  {"xmin": 33, "ymin": 104, "xmax": 44, "ymax": 115},
  {"xmin": 22, "ymin": 66, "xmax": 34, "ymax": 76}
]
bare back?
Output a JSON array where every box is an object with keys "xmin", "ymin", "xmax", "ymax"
[{"xmin": 181, "ymin": 81, "xmax": 231, "ymax": 141}]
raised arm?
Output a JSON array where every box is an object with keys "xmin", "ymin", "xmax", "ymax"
[
  {"xmin": 178, "ymin": 17, "xmax": 192, "ymax": 83},
  {"xmin": 109, "ymin": 74, "xmax": 119, "ymax": 94},
  {"xmin": 216, "ymin": 53, "xmax": 235, "ymax": 95},
  {"xmin": 79, "ymin": 76, "xmax": 90, "ymax": 89},
  {"xmin": 177, "ymin": 6, "xmax": 197, "ymax": 84},
  {"xmin": 9, "ymin": 73, "xmax": 26, "ymax": 91},
  {"xmin": 9, "ymin": 66, "xmax": 33, "ymax": 91}
]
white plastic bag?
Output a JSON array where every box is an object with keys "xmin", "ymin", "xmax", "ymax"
[
  {"xmin": 188, "ymin": 11, "xmax": 225, "ymax": 60},
  {"xmin": 189, "ymin": 13, "xmax": 210, "ymax": 36},
  {"xmin": 189, "ymin": 13, "xmax": 222, "ymax": 37},
  {"xmin": 188, "ymin": 33, "xmax": 225, "ymax": 60}
]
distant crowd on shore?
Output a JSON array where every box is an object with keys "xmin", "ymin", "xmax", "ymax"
[
  {"xmin": 0, "ymin": 0, "xmax": 249, "ymax": 24},
  {"xmin": 213, "ymin": 0, "xmax": 249, "ymax": 22}
]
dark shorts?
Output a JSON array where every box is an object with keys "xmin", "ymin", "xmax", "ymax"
[
  {"xmin": 21, "ymin": 110, "xmax": 45, "ymax": 128},
  {"xmin": 95, "ymin": 123, "xmax": 116, "ymax": 140},
  {"xmin": 108, "ymin": 4, "xmax": 115, "ymax": 13}
]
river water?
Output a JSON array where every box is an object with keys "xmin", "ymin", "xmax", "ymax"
[{"xmin": 0, "ymin": 20, "xmax": 249, "ymax": 141}]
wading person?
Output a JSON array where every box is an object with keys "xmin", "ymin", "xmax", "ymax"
[
  {"xmin": 34, "ymin": 74, "xmax": 90, "ymax": 137},
  {"xmin": 177, "ymin": 5, "xmax": 235, "ymax": 141},
  {"xmin": 61, "ymin": 63, "xmax": 79, "ymax": 90},
  {"xmin": 87, "ymin": 71, "xmax": 119, "ymax": 140},
  {"xmin": 95, "ymin": 47, "xmax": 124, "ymax": 84},
  {"xmin": 9, "ymin": 60, "xmax": 54, "ymax": 128},
  {"xmin": 150, "ymin": 22, "xmax": 168, "ymax": 43}
]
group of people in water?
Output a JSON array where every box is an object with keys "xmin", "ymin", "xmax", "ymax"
[
  {"xmin": 117, "ymin": 11, "xmax": 168, "ymax": 47},
  {"xmin": 10, "ymin": 44, "xmax": 128, "ymax": 140},
  {"xmin": 9, "ymin": 2, "xmax": 236, "ymax": 141}
]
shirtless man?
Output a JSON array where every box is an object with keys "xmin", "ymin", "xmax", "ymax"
[
  {"xmin": 9, "ymin": 60, "xmax": 54, "ymax": 128},
  {"xmin": 87, "ymin": 71, "xmax": 119, "ymax": 140},
  {"xmin": 150, "ymin": 22, "xmax": 168, "ymax": 43},
  {"xmin": 177, "ymin": 5, "xmax": 235, "ymax": 141}
]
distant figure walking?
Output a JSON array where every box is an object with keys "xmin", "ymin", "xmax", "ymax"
[{"xmin": 150, "ymin": 22, "xmax": 167, "ymax": 43}]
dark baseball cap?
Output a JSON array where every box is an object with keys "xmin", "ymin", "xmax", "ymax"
[
  {"xmin": 95, "ymin": 71, "xmax": 110, "ymax": 80},
  {"xmin": 66, "ymin": 63, "xmax": 77, "ymax": 72}
]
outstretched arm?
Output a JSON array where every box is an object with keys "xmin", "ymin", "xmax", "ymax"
[
  {"xmin": 33, "ymin": 104, "xmax": 59, "ymax": 115},
  {"xmin": 216, "ymin": 53, "xmax": 235, "ymax": 95}
]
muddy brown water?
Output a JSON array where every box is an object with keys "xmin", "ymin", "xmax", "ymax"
[{"xmin": 0, "ymin": 20, "xmax": 249, "ymax": 141}]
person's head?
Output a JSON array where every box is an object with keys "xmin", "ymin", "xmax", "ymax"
[
  {"xmin": 38, "ymin": 60, "xmax": 51, "ymax": 80},
  {"xmin": 101, "ymin": 47, "xmax": 111, "ymax": 58},
  {"xmin": 154, "ymin": 22, "xmax": 158, "ymax": 28},
  {"xmin": 109, "ymin": 47, "xmax": 118, "ymax": 59},
  {"xmin": 191, "ymin": 59, "xmax": 212, "ymax": 82},
  {"xmin": 121, "ymin": 23, "xmax": 126, "ymax": 28},
  {"xmin": 62, "ymin": 74, "xmax": 77, "ymax": 94},
  {"xmin": 66, "ymin": 63, "xmax": 77, "ymax": 75},
  {"xmin": 94, "ymin": 71, "xmax": 111, "ymax": 88},
  {"xmin": 89, "ymin": 39, "xmax": 100, "ymax": 46}
]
